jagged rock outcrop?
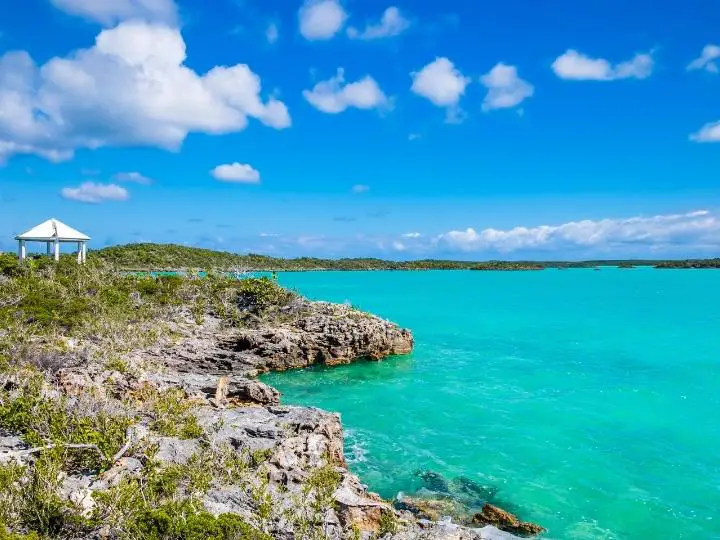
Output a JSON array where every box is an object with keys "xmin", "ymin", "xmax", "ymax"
[
  {"xmin": 15, "ymin": 295, "xmax": 536, "ymax": 540},
  {"xmin": 154, "ymin": 300, "xmax": 413, "ymax": 376},
  {"xmin": 472, "ymin": 505, "xmax": 545, "ymax": 537}
]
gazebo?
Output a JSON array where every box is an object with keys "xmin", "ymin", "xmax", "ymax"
[{"xmin": 15, "ymin": 218, "xmax": 90, "ymax": 264}]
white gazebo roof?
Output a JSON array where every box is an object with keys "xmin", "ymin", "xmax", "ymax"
[{"xmin": 15, "ymin": 218, "xmax": 90, "ymax": 242}]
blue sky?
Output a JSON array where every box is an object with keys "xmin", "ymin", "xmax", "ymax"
[{"xmin": 1, "ymin": 0, "xmax": 720, "ymax": 259}]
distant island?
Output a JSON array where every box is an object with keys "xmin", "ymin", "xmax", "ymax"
[
  {"xmin": 92, "ymin": 244, "xmax": 720, "ymax": 271},
  {"xmin": 4, "ymin": 243, "xmax": 718, "ymax": 272}
]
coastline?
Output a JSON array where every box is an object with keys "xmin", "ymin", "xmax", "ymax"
[
  {"xmin": 0, "ymin": 264, "xmax": 540, "ymax": 539},
  {"xmin": 140, "ymin": 297, "xmax": 544, "ymax": 538}
]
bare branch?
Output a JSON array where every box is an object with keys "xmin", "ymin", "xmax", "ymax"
[
  {"xmin": 111, "ymin": 426, "xmax": 136, "ymax": 462},
  {"xmin": 5, "ymin": 443, "xmax": 106, "ymax": 462}
]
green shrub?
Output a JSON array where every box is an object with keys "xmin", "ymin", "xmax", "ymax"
[
  {"xmin": 236, "ymin": 277, "xmax": 295, "ymax": 313},
  {"xmin": 137, "ymin": 503, "xmax": 270, "ymax": 540},
  {"xmin": 378, "ymin": 509, "xmax": 400, "ymax": 535},
  {"xmin": 0, "ymin": 450, "xmax": 92, "ymax": 538},
  {"xmin": 130, "ymin": 386, "xmax": 203, "ymax": 440},
  {"xmin": 0, "ymin": 370, "xmax": 133, "ymax": 469},
  {"xmin": 0, "ymin": 254, "xmax": 20, "ymax": 277}
]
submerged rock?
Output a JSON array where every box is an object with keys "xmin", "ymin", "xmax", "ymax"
[
  {"xmin": 449, "ymin": 476, "xmax": 499, "ymax": 505},
  {"xmin": 397, "ymin": 495, "xmax": 466, "ymax": 522},
  {"xmin": 416, "ymin": 470, "xmax": 451, "ymax": 494}
]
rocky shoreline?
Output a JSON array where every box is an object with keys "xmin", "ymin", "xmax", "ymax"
[{"xmin": 2, "ymin": 295, "xmax": 542, "ymax": 539}]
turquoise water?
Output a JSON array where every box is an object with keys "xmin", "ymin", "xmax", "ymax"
[{"xmin": 262, "ymin": 269, "xmax": 720, "ymax": 539}]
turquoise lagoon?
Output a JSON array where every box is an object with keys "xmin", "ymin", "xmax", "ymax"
[{"xmin": 262, "ymin": 269, "xmax": 720, "ymax": 539}]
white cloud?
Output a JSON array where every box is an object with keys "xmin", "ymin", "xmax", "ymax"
[
  {"xmin": 392, "ymin": 241, "xmax": 406, "ymax": 251},
  {"xmin": 50, "ymin": 0, "xmax": 178, "ymax": 26},
  {"xmin": 299, "ymin": 0, "xmax": 348, "ymax": 40},
  {"xmin": 402, "ymin": 232, "xmax": 422, "ymax": 238},
  {"xmin": 211, "ymin": 163, "xmax": 260, "ymax": 183},
  {"xmin": 551, "ymin": 50, "xmax": 654, "ymax": 81},
  {"xmin": 114, "ymin": 171, "xmax": 153, "ymax": 184},
  {"xmin": 411, "ymin": 57, "xmax": 470, "ymax": 108},
  {"xmin": 690, "ymin": 120, "xmax": 720, "ymax": 142},
  {"xmin": 438, "ymin": 210, "xmax": 719, "ymax": 253},
  {"xmin": 687, "ymin": 44, "xmax": 720, "ymax": 73},
  {"xmin": 352, "ymin": 184, "xmax": 370, "ymax": 193},
  {"xmin": 347, "ymin": 7, "xmax": 410, "ymax": 40},
  {"xmin": 266, "ymin": 22, "xmax": 279, "ymax": 44},
  {"xmin": 303, "ymin": 69, "xmax": 388, "ymax": 113},
  {"xmin": 0, "ymin": 22, "xmax": 290, "ymax": 164},
  {"xmin": 480, "ymin": 63, "xmax": 533, "ymax": 111},
  {"xmin": 61, "ymin": 181, "xmax": 129, "ymax": 203}
]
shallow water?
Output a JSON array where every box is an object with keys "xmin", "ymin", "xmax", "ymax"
[{"xmin": 262, "ymin": 269, "xmax": 720, "ymax": 539}]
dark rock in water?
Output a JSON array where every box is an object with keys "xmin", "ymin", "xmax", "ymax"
[
  {"xmin": 416, "ymin": 470, "xmax": 451, "ymax": 493},
  {"xmin": 472, "ymin": 504, "xmax": 545, "ymax": 537},
  {"xmin": 397, "ymin": 495, "xmax": 464, "ymax": 522},
  {"xmin": 449, "ymin": 476, "xmax": 499, "ymax": 505}
]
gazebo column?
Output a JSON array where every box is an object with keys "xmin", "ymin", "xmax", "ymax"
[
  {"xmin": 17, "ymin": 240, "xmax": 26, "ymax": 262},
  {"xmin": 82, "ymin": 243, "xmax": 87, "ymax": 264},
  {"xmin": 77, "ymin": 242, "xmax": 82, "ymax": 263},
  {"xmin": 54, "ymin": 239, "xmax": 60, "ymax": 261}
]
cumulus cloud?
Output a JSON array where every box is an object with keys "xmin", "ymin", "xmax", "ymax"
[
  {"xmin": 266, "ymin": 22, "xmax": 279, "ymax": 44},
  {"xmin": 438, "ymin": 210, "xmax": 720, "ymax": 253},
  {"xmin": 347, "ymin": 7, "xmax": 410, "ymax": 40},
  {"xmin": 299, "ymin": 0, "xmax": 348, "ymax": 40},
  {"xmin": 551, "ymin": 50, "xmax": 654, "ymax": 81},
  {"xmin": 402, "ymin": 232, "xmax": 422, "ymax": 238},
  {"xmin": 352, "ymin": 184, "xmax": 370, "ymax": 193},
  {"xmin": 411, "ymin": 57, "xmax": 470, "ymax": 107},
  {"xmin": 303, "ymin": 69, "xmax": 388, "ymax": 113},
  {"xmin": 0, "ymin": 21, "xmax": 290, "ymax": 163},
  {"xmin": 687, "ymin": 45, "xmax": 720, "ymax": 73},
  {"xmin": 114, "ymin": 171, "xmax": 153, "ymax": 184},
  {"xmin": 211, "ymin": 163, "xmax": 261, "ymax": 183},
  {"xmin": 60, "ymin": 181, "xmax": 129, "ymax": 203},
  {"xmin": 392, "ymin": 241, "xmax": 406, "ymax": 251},
  {"xmin": 690, "ymin": 120, "xmax": 720, "ymax": 142},
  {"xmin": 480, "ymin": 63, "xmax": 533, "ymax": 111},
  {"xmin": 50, "ymin": 0, "xmax": 178, "ymax": 26}
]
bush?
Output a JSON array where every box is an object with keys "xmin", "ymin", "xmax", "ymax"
[
  {"xmin": 0, "ymin": 254, "xmax": 20, "ymax": 277},
  {"xmin": 0, "ymin": 370, "xmax": 134, "ymax": 469},
  {"xmin": 129, "ymin": 386, "xmax": 203, "ymax": 440},
  {"xmin": 236, "ymin": 277, "xmax": 295, "ymax": 313}
]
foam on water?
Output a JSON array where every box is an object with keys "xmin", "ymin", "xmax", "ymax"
[{"xmin": 262, "ymin": 269, "xmax": 720, "ymax": 539}]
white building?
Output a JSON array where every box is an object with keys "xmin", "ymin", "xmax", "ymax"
[{"xmin": 15, "ymin": 218, "xmax": 90, "ymax": 263}]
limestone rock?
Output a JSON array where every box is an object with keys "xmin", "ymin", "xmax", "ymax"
[
  {"xmin": 152, "ymin": 437, "xmax": 202, "ymax": 465},
  {"xmin": 155, "ymin": 301, "xmax": 413, "ymax": 376},
  {"xmin": 398, "ymin": 496, "xmax": 465, "ymax": 523},
  {"xmin": 472, "ymin": 504, "xmax": 544, "ymax": 536},
  {"xmin": 144, "ymin": 372, "xmax": 280, "ymax": 405},
  {"xmin": 231, "ymin": 302, "xmax": 413, "ymax": 373},
  {"xmin": 0, "ymin": 435, "xmax": 28, "ymax": 464}
]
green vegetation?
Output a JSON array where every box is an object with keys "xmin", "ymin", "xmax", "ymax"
[
  {"xmin": 0, "ymin": 253, "xmax": 295, "ymax": 351},
  {"xmin": 89, "ymin": 447, "xmax": 272, "ymax": 540},
  {"xmin": 0, "ymin": 255, "xmax": 353, "ymax": 539},
  {"xmin": 0, "ymin": 369, "xmax": 134, "ymax": 469},
  {"xmin": 86, "ymin": 243, "xmax": 720, "ymax": 271},
  {"xmin": 655, "ymin": 258, "xmax": 720, "ymax": 269},
  {"xmin": 0, "ymin": 434, "xmax": 273, "ymax": 539},
  {"xmin": 130, "ymin": 386, "xmax": 203, "ymax": 439}
]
